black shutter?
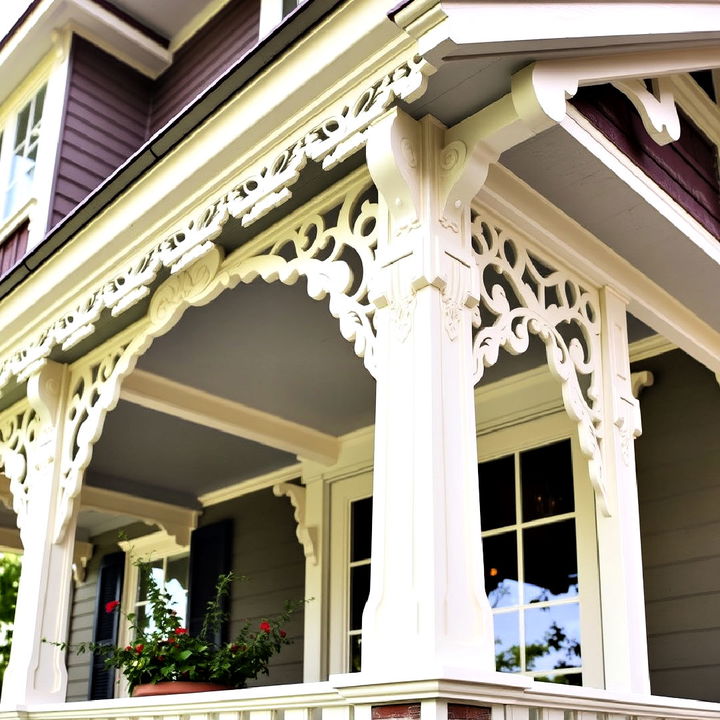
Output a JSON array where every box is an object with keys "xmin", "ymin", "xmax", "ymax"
[
  {"xmin": 187, "ymin": 519, "xmax": 233, "ymax": 644},
  {"xmin": 88, "ymin": 551, "xmax": 125, "ymax": 700}
]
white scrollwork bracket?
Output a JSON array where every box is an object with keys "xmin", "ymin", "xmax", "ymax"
[
  {"xmin": 273, "ymin": 482, "xmax": 318, "ymax": 565},
  {"xmin": 612, "ymin": 77, "xmax": 680, "ymax": 145},
  {"xmin": 470, "ymin": 213, "xmax": 610, "ymax": 516}
]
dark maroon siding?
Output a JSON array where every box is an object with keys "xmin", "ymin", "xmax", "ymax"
[
  {"xmin": 572, "ymin": 84, "xmax": 720, "ymax": 238},
  {"xmin": 0, "ymin": 219, "xmax": 28, "ymax": 276},
  {"xmin": 49, "ymin": 36, "xmax": 153, "ymax": 230},
  {"xmin": 149, "ymin": 0, "xmax": 260, "ymax": 134},
  {"xmin": 48, "ymin": 3, "xmax": 261, "ymax": 232}
]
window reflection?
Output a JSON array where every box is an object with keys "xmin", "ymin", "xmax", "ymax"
[
  {"xmin": 479, "ymin": 439, "xmax": 582, "ymax": 685},
  {"xmin": 524, "ymin": 604, "xmax": 581, "ymax": 671}
]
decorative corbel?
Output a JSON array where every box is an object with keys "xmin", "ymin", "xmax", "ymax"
[
  {"xmin": 72, "ymin": 541, "xmax": 94, "ymax": 584},
  {"xmin": 630, "ymin": 370, "xmax": 655, "ymax": 400},
  {"xmin": 273, "ymin": 483, "xmax": 318, "ymax": 565}
]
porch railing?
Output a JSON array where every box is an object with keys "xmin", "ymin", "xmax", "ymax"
[{"xmin": 2, "ymin": 675, "xmax": 720, "ymax": 720}]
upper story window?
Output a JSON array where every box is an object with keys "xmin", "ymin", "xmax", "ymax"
[{"xmin": 0, "ymin": 84, "xmax": 46, "ymax": 222}]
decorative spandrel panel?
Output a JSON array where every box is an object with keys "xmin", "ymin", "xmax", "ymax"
[
  {"xmin": 0, "ymin": 400, "xmax": 38, "ymax": 527},
  {"xmin": 469, "ymin": 208, "xmax": 608, "ymax": 514}
]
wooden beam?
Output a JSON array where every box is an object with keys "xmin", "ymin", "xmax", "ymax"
[{"xmin": 120, "ymin": 369, "xmax": 340, "ymax": 465}]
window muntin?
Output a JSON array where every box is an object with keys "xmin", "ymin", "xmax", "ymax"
[
  {"xmin": 480, "ymin": 438, "xmax": 582, "ymax": 685},
  {"xmin": 3, "ymin": 84, "xmax": 45, "ymax": 220},
  {"xmin": 132, "ymin": 552, "xmax": 190, "ymax": 636}
]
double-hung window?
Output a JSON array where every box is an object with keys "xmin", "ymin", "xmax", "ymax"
[
  {"xmin": 0, "ymin": 83, "xmax": 47, "ymax": 225},
  {"xmin": 330, "ymin": 411, "xmax": 602, "ymax": 685}
]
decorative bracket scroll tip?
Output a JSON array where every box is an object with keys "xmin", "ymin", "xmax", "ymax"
[{"xmin": 273, "ymin": 482, "xmax": 318, "ymax": 566}]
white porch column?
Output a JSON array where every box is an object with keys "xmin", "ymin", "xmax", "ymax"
[
  {"xmin": 596, "ymin": 286, "xmax": 650, "ymax": 693},
  {"xmin": 2, "ymin": 361, "xmax": 79, "ymax": 705},
  {"xmin": 361, "ymin": 108, "xmax": 495, "ymax": 676}
]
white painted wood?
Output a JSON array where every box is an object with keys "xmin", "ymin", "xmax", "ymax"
[
  {"xmin": 362, "ymin": 109, "xmax": 495, "ymax": 675},
  {"xmin": 1, "ymin": 361, "xmax": 78, "ymax": 704},
  {"xmin": 595, "ymin": 287, "xmax": 650, "ymax": 693},
  {"xmin": 120, "ymin": 369, "xmax": 340, "ymax": 465},
  {"xmin": 198, "ymin": 464, "xmax": 302, "ymax": 507},
  {"xmin": 80, "ymin": 485, "xmax": 198, "ymax": 547},
  {"xmin": 478, "ymin": 163, "xmax": 720, "ymax": 375}
]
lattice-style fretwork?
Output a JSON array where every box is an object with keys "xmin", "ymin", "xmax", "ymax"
[{"xmin": 470, "ymin": 210, "xmax": 608, "ymax": 513}]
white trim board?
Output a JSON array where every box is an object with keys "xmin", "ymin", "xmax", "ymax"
[{"xmin": 120, "ymin": 369, "xmax": 340, "ymax": 465}]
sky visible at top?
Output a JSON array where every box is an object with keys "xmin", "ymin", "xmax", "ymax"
[{"xmin": 0, "ymin": 1, "xmax": 31, "ymax": 42}]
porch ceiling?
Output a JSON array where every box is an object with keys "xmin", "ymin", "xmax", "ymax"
[{"xmin": 85, "ymin": 278, "xmax": 376, "ymax": 507}]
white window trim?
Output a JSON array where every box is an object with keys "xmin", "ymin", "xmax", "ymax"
[
  {"xmin": 475, "ymin": 411, "xmax": 604, "ymax": 688},
  {"xmin": 116, "ymin": 530, "xmax": 189, "ymax": 698},
  {"xmin": 0, "ymin": 40, "xmax": 70, "ymax": 251},
  {"xmin": 322, "ymin": 363, "xmax": 605, "ymax": 684}
]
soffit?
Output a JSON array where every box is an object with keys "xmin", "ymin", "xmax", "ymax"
[
  {"xmin": 500, "ymin": 125, "xmax": 720, "ymax": 335},
  {"xmin": 105, "ymin": 0, "xmax": 207, "ymax": 40}
]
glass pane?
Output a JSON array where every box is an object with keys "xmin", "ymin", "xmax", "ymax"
[
  {"xmin": 135, "ymin": 603, "xmax": 151, "ymax": 635},
  {"xmin": 524, "ymin": 603, "xmax": 581, "ymax": 671},
  {"xmin": 535, "ymin": 672, "xmax": 582, "ymax": 686},
  {"xmin": 137, "ymin": 560, "xmax": 163, "ymax": 602},
  {"xmin": 166, "ymin": 554, "xmax": 190, "ymax": 624},
  {"xmin": 14, "ymin": 104, "xmax": 29, "ymax": 147},
  {"xmin": 523, "ymin": 520, "xmax": 578, "ymax": 603},
  {"xmin": 493, "ymin": 611, "xmax": 520, "ymax": 672},
  {"xmin": 520, "ymin": 440, "xmax": 574, "ymax": 521},
  {"xmin": 351, "ymin": 497, "xmax": 372, "ymax": 562},
  {"xmin": 349, "ymin": 634, "xmax": 362, "ymax": 673},
  {"xmin": 483, "ymin": 532, "xmax": 519, "ymax": 608},
  {"xmin": 32, "ymin": 85, "xmax": 46, "ymax": 126},
  {"xmin": 350, "ymin": 564, "xmax": 370, "ymax": 631},
  {"xmin": 478, "ymin": 454, "xmax": 516, "ymax": 530}
]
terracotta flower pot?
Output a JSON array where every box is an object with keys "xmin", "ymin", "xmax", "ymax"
[{"xmin": 132, "ymin": 680, "xmax": 232, "ymax": 697}]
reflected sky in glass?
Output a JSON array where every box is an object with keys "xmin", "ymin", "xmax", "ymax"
[{"xmin": 524, "ymin": 603, "xmax": 581, "ymax": 671}]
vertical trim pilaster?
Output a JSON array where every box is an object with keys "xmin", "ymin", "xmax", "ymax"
[{"xmin": 596, "ymin": 285, "xmax": 650, "ymax": 693}]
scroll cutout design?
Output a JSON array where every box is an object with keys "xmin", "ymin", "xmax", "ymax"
[
  {"xmin": 220, "ymin": 175, "xmax": 380, "ymax": 376},
  {"xmin": 0, "ymin": 402, "xmax": 38, "ymax": 530},
  {"xmin": 52, "ymin": 247, "xmax": 225, "ymax": 543},
  {"xmin": 273, "ymin": 483, "xmax": 318, "ymax": 565},
  {"xmin": 470, "ymin": 212, "xmax": 608, "ymax": 514},
  {"xmin": 0, "ymin": 56, "xmax": 431, "ymax": 394},
  {"xmin": 1, "ymin": 174, "xmax": 379, "ymax": 543}
]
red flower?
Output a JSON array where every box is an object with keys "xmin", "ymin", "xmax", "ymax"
[
  {"xmin": 167, "ymin": 637, "xmax": 177, "ymax": 645},
  {"xmin": 124, "ymin": 645, "xmax": 132, "ymax": 651},
  {"xmin": 259, "ymin": 621, "xmax": 271, "ymax": 633},
  {"xmin": 175, "ymin": 627, "xmax": 188, "ymax": 635},
  {"xmin": 157, "ymin": 655, "xmax": 166, "ymax": 662},
  {"xmin": 105, "ymin": 600, "xmax": 120, "ymax": 614},
  {"xmin": 279, "ymin": 629, "xmax": 286, "ymax": 638},
  {"xmin": 135, "ymin": 644, "xmax": 144, "ymax": 653},
  {"xmin": 230, "ymin": 644, "xmax": 239, "ymax": 652}
]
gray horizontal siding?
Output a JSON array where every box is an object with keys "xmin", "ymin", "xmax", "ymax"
[
  {"xmin": 634, "ymin": 349, "xmax": 720, "ymax": 702},
  {"xmin": 65, "ymin": 487, "xmax": 304, "ymax": 699},
  {"xmin": 200, "ymin": 487, "xmax": 305, "ymax": 687}
]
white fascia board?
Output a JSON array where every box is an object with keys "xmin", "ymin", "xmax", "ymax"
[
  {"xmin": 434, "ymin": 2, "xmax": 720, "ymax": 56},
  {"xmin": 0, "ymin": 0, "xmax": 171, "ymax": 100}
]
